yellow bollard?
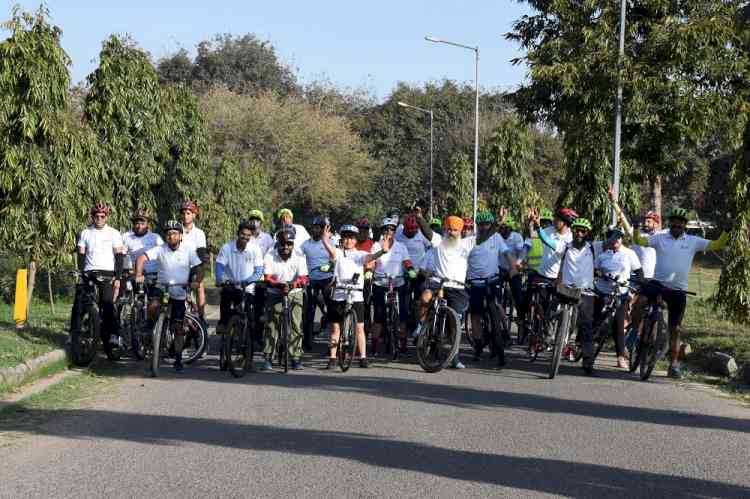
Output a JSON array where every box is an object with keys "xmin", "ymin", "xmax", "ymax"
[{"xmin": 13, "ymin": 269, "xmax": 28, "ymax": 326}]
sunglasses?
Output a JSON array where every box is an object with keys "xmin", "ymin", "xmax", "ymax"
[{"xmin": 382, "ymin": 226, "xmax": 396, "ymax": 232}]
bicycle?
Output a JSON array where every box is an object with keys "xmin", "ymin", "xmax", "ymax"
[
  {"xmin": 415, "ymin": 277, "xmax": 463, "ymax": 373},
  {"xmin": 69, "ymin": 271, "xmax": 119, "ymax": 366},
  {"xmin": 498, "ymin": 269, "xmax": 516, "ymax": 345},
  {"xmin": 466, "ymin": 276, "xmax": 504, "ymax": 367},
  {"xmin": 148, "ymin": 282, "xmax": 190, "ymax": 377},
  {"xmin": 333, "ymin": 274, "xmax": 361, "ymax": 372},
  {"xmin": 221, "ymin": 281, "xmax": 257, "ymax": 378},
  {"xmin": 523, "ymin": 271, "xmax": 555, "ymax": 363},
  {"xmin": 374, "ymin": 272, "xmax": 402, "ymax": 361},
  {"xmin": 546, "ymin": 282, "xmax": 583, "ymax": 379},
  {"xmin": 276, "ymin": 286, "xmax": 305, "ymax": 373},
  {"xmin": 116, "ymin": 273, "xmax": 156, "ymax": 361}
]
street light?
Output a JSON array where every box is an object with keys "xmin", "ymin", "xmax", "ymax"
[
  {"xmin": 397, "ymin": 101, "xmax": 434, "ymax": 219},
  {"xmin": 611, "ymin": 0, "xmax": 627, "ymax": 225},
  {"xmin": 425, "ymin": 35, "xmax": 479, "ymax": 227}
]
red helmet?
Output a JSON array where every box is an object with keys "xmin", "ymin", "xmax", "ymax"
[
  {"xmin": 90, "ymin": 202, "xmax": 111, "ymax": 216},
  {"xmin": 645, "ymin": 211, "xmax": 661, "ymax": 224},
  {"xmin": 463, "ymin": 217, "xmax": 474, "ymax": 229},
  {"xmin": 403, "ymin": 215, "xmax": 419, "ymax": 231},
  {"xmin": 556, "ymin": 208, "xmax": 578, "ymax": 225},
  {"xmin": 180, "ymin": 200, "xmax": 199, "ymax": 215},
  {"xmin": 356, "ymin": 217, "xmax": 370, "ymax": 228}
]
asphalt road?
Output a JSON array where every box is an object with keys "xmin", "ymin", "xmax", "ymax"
[{"xmin": 1, "ymin": 312, "xmax": 749, "ymax": 498}]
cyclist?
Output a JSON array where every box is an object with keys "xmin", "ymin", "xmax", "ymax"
[
  {"xmin": 215, "ymin": 221, "xmax": 265, "ymax": 338},
  {"xmin": 262, "ymin": 228, "xmax": 309, "ymax": 371},
  {"xmin": 461, "ymin": 217, "xmax": 474, "ymax": 238},
  {"xmin": 179, "ymin": 201, "xmax": 209, "ymax": 327},
  {"xmin": 320, "ymin": 224, "xmax": 391, "ymax": 368},
  {"xmin": 396, "ymin": 211, "xmax": 435, "ymax": 328},
  {"xmin": 355, "ymin": 217, "xmax": 374, "ymax": 252},
  {"xmin": 369, "ymin": 217, "xmax": 415, "ymax": 356},
  {"xmin": 73, "ymin": 202, "xmax": 125, "ymax": 349},
  {"xmin": 532, "ymin": 213, "xmax": 598, "ymax": 375},
  {"xmin": 616, "ymin": 202, "xmax": 729, "ymax": 378},
  {"xmin": 277, "ymin": 208, "xmax": 311, "ymax": 247},
  {"xmin": 466, "ymin": 211, "xmax": 517, "ymax": 365},
  {"xmin": 135, "ymin": 220, "xmax": 203, "ymax": 372},
  {"xmin": 593, "ymin": 227, "xmax": 643, "ymax": 368},
  {"xmin": 498, "ymin": 214, "xmax": 525, "ymax": 341},
  {"xmin": 300, "ymin": 216, "xmax": 335, "ymax": 351},
  {"xmin": 122, "ymin": 208, "xmax": 163, "ymax": 285},
  {"xmin": 247, "ymin": 209, "xmax": 274, "ymax": 256},
  {"xmin": 523, "ymin": 208, "xmax": 554, "ymax": 272},
  {"xmin": 355, "ymin": 217, "xmax": 375, "ymax": 336},
  {"xmin": 415, "ymin": 215, "xmax": 471, "ymax": 369}
]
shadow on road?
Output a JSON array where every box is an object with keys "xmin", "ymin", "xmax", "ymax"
[{"xmin": 2, "ymin": 408, "xmax": 748, "ymax": 498}]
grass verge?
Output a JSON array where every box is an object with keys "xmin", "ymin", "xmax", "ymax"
[
  {"xmin": 0, "ymin": 299, "xmax": 70, "ymax": 370},
  {"xmin": 0, "ymin": 357, "xmax": 68, "ymax": 398}
]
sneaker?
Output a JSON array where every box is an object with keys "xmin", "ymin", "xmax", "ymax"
[
  {"xmin": 359, "ymin": 358, "xmax": 369, "ymax": 368},
  {"xmin": 174, "ymin": 360, "xmax": 183, "ymax": 373},
  {"xmin": 668, "ymin": 366, "xmax": 683, "ymax": 379},
  {"xmin": 261, "ymin": 359, "xmax": 274, "ymax": 371},
  {"xmin": 325, "ymin": 358, "xmax": 336, "ymax": 370},
  {"xmin": 291, "ymin": 359, "xmax": 304, "ymax": 370},
  {"xmin": 449, "ymin": 358, "xmax": 465, "ymax": 369},
  {"xmin": 109, "ymin": 335, "xmax": 123, "ymax": 347},
  {"xmin": 582, "ymin": 359, "xmax": 594, "ymax": 376},
  {"xmin": 563, "ymin": 345, "xmax": 574, "ymax": 362}
]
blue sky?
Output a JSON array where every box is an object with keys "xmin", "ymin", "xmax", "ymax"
[{"xmin": 5, "ymin": 1, "xmax": 532, "ymax": 100}]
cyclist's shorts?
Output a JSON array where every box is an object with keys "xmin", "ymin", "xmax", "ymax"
[
  {"xmin": 372, "ymin": 284, "xmax": 410, "ymax": 323},
  {"xmin": 469, "ymin": 284, "xmax": 491, "ymax": 314},
  {"xmin": 328, "ymin": 300, "xmax": 365, "ymax": 324},
  {"xmin": 640, "ymin": 280, "xmax": 687, "ymax": 328},
  {"xmin": 425, "ymin": 283, "xmax": 468, "ymax": 317}
]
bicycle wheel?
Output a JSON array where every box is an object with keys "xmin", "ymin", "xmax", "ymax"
[
  {"xmin": 626, "ymin": 324, "xmax": 640, "ymax": 373},
  {"xmin": 129, "ymin": 303, "xmax": 146, "ymax": 360},
  {"xmin": 182, "ymin": 313, "xmax": 207, "ymax": 364},
  {"xmin": 548, "ymin": 306, "xmax": 571, "ymax": 379},
  {"xmin": 338, "ymin": 310, "xmax": 356, "ymax": 372},
  {"xmin": 226, "ymin": 316, "xmax": 249, "ymax": 378},
  {"xmin": 71, "ymin": 304, "xmax": 98, "ymax": 367},
  {"xmin": 281, "ymin": 310, "xmax": 290, "ymax": 373},
  {"xmin": 639, "ymin": 313, "xmax": 664, "ymax": 381},
  {"xmin": 485, "ymin": 303, "xmax": 504, "ymax": 366},
  {"xmin": 416, "ymin": 306, "xmax": 460, "ymax": 373},
  {"xmin": 150, "ymin": 315, "xmax": 166, "ymax": 377},
  {"xmin": 387, "ymin": 302, "xmax": 399, "ymax": 361}
]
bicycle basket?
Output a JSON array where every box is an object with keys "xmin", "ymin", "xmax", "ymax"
[{"xmin": 555, "ymin": 282, "xmax": 581, "ymax": 302}]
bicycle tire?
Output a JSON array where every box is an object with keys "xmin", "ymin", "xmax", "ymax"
[
  {"xmin": 388, "ymin": 302, "xmax": 399, "ymax": 361},
  {"xmin": 150, "ymin": 315, "xmax": 165, "ymax": 377},
  {"xmin": 486, "ymin": 302, "xmax": 504, "ymax": 366},
  {"xmin": 70, "ymin": 304, "xmax": 98, "ymax": 367},
  {"xmin": 626, "ymin": 324, "xmax": 640, "ymax": 373},
  {"xmin": 527, "ymin": 303, "xmax": 544, "ymax": 362},
  {"xmin": 548, "ymin": 306, "xmax": 570, "ymax": 379},
  {"xmin": 338, "ymin": 310, "xmax": 356, "ymax": 372},
  {"xmin": 182, "ymin": 313, "xmax": 207, "ymax": 364},
  {"xmin": 227, "ymin": 316, "xmax": 248, "ymax": 378},
  {"xmin": 130, "ymin": 303, "xmax": 146, "ymax": 360},
  {"xmin": 416, "ymin": 306, "xmax": 460, "ymax": 373},
  {"xmin": 281, "ymin": 308, "xmax": 290, "ymax": 373},
  {"xmin": 640, "ymin": 313, "xmax": 664, "ymax": 381}
]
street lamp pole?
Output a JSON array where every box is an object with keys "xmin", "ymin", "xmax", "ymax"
[
  {"xmin": 612, "ymin": 0, "xmax": 627, "ymax": 225},
  {"xmin": 425, "ymin": 36, "xmax": 479, "ymax": 227},
  {"xmin": 397, "ymin": 101, "xmax": 434, "ymax": 219}
]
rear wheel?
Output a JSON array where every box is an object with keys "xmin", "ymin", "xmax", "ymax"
[
  {"xmin": 71, "ymin": 304, "xmax": 98, "ymax": 367},
  {"xmin": 182, "ymin": 313, "xmax": 207, "ymax": 364},
  {"xmin": 226, "ymin": 316, "xmax": 249, "ymax": 378},
  {"xmin": 338, "ymin": 310, "xmax": 356, "ymax": 372},
  {"xmin": 416, "ymin": 306, "xmax": 460, "ymax": 373}
]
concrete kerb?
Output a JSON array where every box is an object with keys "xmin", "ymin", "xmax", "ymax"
[{"xmin": 0, "ymin": 349, "xmax": 67, "ymax": 390}]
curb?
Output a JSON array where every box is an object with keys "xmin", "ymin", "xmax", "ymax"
[{"xmin": 0, "ymin": 349, "xmax": 67, "ymax": 389}]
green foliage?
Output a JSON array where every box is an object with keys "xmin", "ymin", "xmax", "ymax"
[{"xmin": 438, "ymin": 152, "xmax": 473, "ymax": 217}]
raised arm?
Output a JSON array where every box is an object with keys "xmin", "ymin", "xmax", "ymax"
[{"xmin": 706, "ymin": 232, "xmax": 729, "ymax": 252}]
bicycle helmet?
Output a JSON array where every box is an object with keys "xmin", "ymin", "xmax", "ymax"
[
  {"xmin": 163, "ymin": 220, "xmax": 184, "ymax": 234},
  {"xmin": 429, "ymin": 217, "xmax": 441, "ymax": 227},
  {"xmin": 606, "ymin": 226, "xmax": 625, "ymax": 240},
  {"xmin": 570, "ymin": 218, "xmax": 592, "ymax": 231},
  {"xmin": 238, "ymin": 220, "xmax": 254, "ymax": 232},
  {"xmin": 340, "ymin": 224, "xmax": 360, "ymax": 236},
  {"xmin": 403, "ymin": 215, "xmax": 419, "ymax": 231},
  {"xmin": 130, "ymin": 208, "xmax": 150, "ymax": 222},
  {"xmin": 540, "ymin": 208, "xmax": 554, "ymax": 222},
  {"xmin": 356, "ymin": 217, "xmax": 370, "ymax": 229},
  {"xmin": 312, "ymin": 215, "xmax": 330, "ymax": 227},
  {"xmin": 463, "ymin": 217, "xmax": 475, "ymax": 229},
  {"xmin": 667, "ymin": 208, "xmax": 689, "ymax": 222},
  {"xmin": 180, "ymin": 200, "xmax": 199, "ymax": 214},
  {"xmin": 277, "ymin": 223, "xmax": 296, "ymax": 240},
  {"xmin": 644, "ymin": 211, "xmax": 661, "ymax": 224},
  {"xmin": 387, "ymin": 207, "xmax": 401, "ymax": 218},
  {"xmin": 556, "ymin": 207, "xmax": 578, "ymax": 225},
  {"xmin": 248, "ymin": 209, "xmax": 265, "ymax": 222},
  {"xmin": 475, "ymin": 211, "xmax": 495, "ymax": 224},
  {"xmin": 499, "ymin": 216, "xmax": 517, "ymax": 231},
  {"xmin": 277, "ymin": 208, "xmax": 293, "ymax": 220},
  {"xmin": 90, "ymin": 202, "xmax": 111, "ymax": 216},
  {"xmin": 381, "ymin": 217, "xmax": 399, "ymax": 229}
]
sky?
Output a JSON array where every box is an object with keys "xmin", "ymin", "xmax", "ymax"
[{"xmin": 4, "ymin": 0, "xmax": 532, "ymax": 100}]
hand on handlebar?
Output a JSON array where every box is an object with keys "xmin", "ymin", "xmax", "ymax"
[{"xmin": 135, "ymin": 274, "xmax": 145, "ymax": 284}]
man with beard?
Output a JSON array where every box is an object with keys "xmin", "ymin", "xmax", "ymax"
[
  {"xmin": 300, "ymin": 216, "xmax": 335, "ymax": 351},
  {"xmin": 135, "ymin": 221, "xmax": 203, "ymax": 372},
  {"xmin": 465, "ymin": 212, "xmax": 518, "ymax": 366},
  {"xmin": 247, "ymin": 209, "xmax": 274, "ymax": 256},
  {"xmin": 396, "ymin": 212, "xmax": 435, "ymax": 329},
  {"xmin": 415, "ymin": 216, "xmax": 471, "ymax": 369},
  {"xmin": 122, "ymin": 208, "xmax": 163, "ymax": 285}
]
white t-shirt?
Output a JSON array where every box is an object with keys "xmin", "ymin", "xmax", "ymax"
[
  {"xmin": 216, "ymin": 240, "xmax": 264, "ymax": 284},
  {"xmin": 145, "ymin": 244, "xmax": 201, "ymax": 300},
  {"xmin": 77, "ymin": 225, "xmax": 124, "ymax": 272},
  {"xmin": 371, "ymin": 239, "xmax": 410, "ymax": 287},
  {"xmin": 431, "ymin": 232, "xmax": 443, "ymax": 247},
  {"xmin": 537, "ymin": 227, "xmax": 574, "ymax": 279},
  {"xmin": 560, "ymin": 243, "xmax": 597, "ymax": 291},
  {"xmin": 182, "ymin": 225, "xmax": 207, "ymax": 252},
  {"xmin": 499, "ymin": 231, "xmax": 525, "ymax": 270},
  {"xmin": 263, "ymin": 251, "xmax": 308, "ymax": 296},
  {"xmin": 250, "ymin": 231, "xmax": 274, "ymax": 256},
  {"xmin": 595, "ymin": 246, "xmax": 641, "ymax": 294},
  {"xmin": 332, "ymin": 248, "xmax": 369, "ymax": 302},
  {"xmin": 423, "ymin": 240, "xmax": 471, "ymax": 289},
  {"xmin": 648, "ymin": 231, "xmax": 709, "ymax": 291},
  {"xmin": 466, "ymin": 234, "xmax": 510, "ymax": 281},
  {"xmin": 395, "ymin": 228, "xmax": 433, "ymax": 270},
  {"xmin": 123, "ymin": 231, "xmax": 163, "ymax": 273},
  {"xmin": 300, "ymin": 239, "xmax": 334, "ymax": 281}
]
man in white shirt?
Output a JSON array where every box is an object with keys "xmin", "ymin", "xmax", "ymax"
[
  {"xmin": 416, "ymin": 215, "xmax": 471, "ymax": 369},
  {"xmin": 300, "ymin": 216, "xmax": 335, "ymax": 351},
  {"xmin": 498, "ymin": 215, "xmax": 525, "ymax": 340},
  {"xmin": 631, "ymin": 211, "xmax": 660, "ymax": 279},
  {"xmin": 72, "ymin": 202, "xmax": 125, "ymax": 350},
  {"xmin": 369, "ymin": 217, "xmax": 415, "ymax": 356},
  {"xmin": 247, "ymin": 209, "xmax": 274, "ymax": 256},
  {"xmin": 135, "ymin": 220, "xmax": 203, "ymax": 372},
  {"xmin": 214, "ymin": 221, "xmax": 265, "ymax": 342},
  {"xmin": 396, "ymin": 213, "xmax": 435, "ymax": 330},
  {"xmin": 180, "ymin": 201, "xmax": 209, "ymax": 325},
  {"xmin": 277, "ymin": 208, "xmax": 311, "ymax": 247},
  {"xmin": 122, "ymin": 209, "xmax": 163, "ymax": 278},
  {"xmin": 262, "ymin": 228, "xmax": 309, "ymax": 371}
]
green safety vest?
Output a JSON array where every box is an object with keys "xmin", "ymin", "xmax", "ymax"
[{"xmin": 526, "ymin": 238, "xmax": 544, "ymax": 271}]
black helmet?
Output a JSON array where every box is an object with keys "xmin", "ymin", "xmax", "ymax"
[
  {"xmin": 277, "ymin": 223, "xmax": 296, "ymax": 241},
  {"xmin": 312, "ymin": 215, "xmax": 330, "ymax": 228},
  {"xmin": 238, "ymin": 220, "xmax": 254, "ymax": 233},
  {"xmin": 163, "ymin": 220, "xmax": 183, "ymax": 234}
]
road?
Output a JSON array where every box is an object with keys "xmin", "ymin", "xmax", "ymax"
[{"xmin": 1, "ymin": 309, "xmax": 749, "ymax": 498}]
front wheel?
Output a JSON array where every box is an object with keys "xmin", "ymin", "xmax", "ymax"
[
  {"xmin": 416, "ymin": 306, "xmax": 460, "ymax": 373},
  {"xmin": 548, "ymin": 306, "xmax": 571, "ymax": 379},
  {"xmin": 639, "ymin": 313, "xmax": 664, "ymax": 381},
  {"xmin": 226, "ymin": 316, "xmax": 249, "ymax": 378},
  {"xmin": 71, "ymin": 305, "xmax": 99, "ymax": 367},
  {"xmin": 387, "ymin": 302, "xmax": 400, "ymax": 361},
  {"xmin": 626, "ymin": 324, "xmax": 640, "ymax": 373},
  {"xmin": 338, "ymin": 311, "xmax": 356, "ymax": 372},
  {"xmin": 150, "ymin": 315, "xmax": 166, "ymax": 377}
]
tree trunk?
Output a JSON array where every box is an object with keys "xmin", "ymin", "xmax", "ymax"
[
  {"xmin": 47, "ymin": 272, "xmax": 56, "ymax": 316},
  {"xmin": 26, "ymin": 260, "xmax": 36, "ymax": 319},
  {"xmin": 650, "ymin": 176, "xmax": 662, "ymax": 218}
]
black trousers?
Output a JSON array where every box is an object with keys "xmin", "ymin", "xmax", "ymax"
[{"xmin": 70, "ymin": 272, "xmax": 118, "ymax": 339}]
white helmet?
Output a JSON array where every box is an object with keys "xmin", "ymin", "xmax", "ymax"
[{"xmin": 381, "ymin": 217, "xmax": 398, "ymax": 228}]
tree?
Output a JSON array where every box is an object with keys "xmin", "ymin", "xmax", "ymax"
[
  {"xmin": 155, "ymin": 48, "xmax": 192, "ymax": 85},
  {"xmin": 438, "ymin": 152, "xmax": 473, "ymax": 217}
]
